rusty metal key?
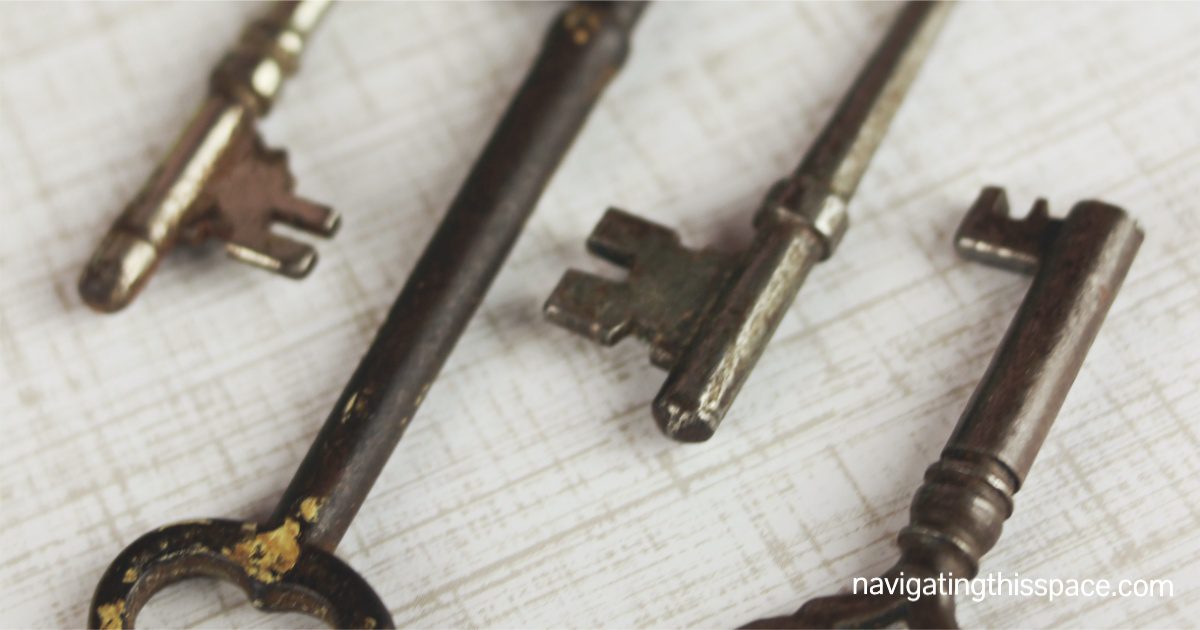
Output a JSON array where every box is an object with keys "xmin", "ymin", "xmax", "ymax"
[
  {"xmin": 87, "ymin": 3, "xmax": 644, "ymax": 627},
  {"xmin": 79, "ymin": 0, "xmax": 337, "ymax": 313},
  {"xmin": 545, "ymin": 2, "xmax": 951, "ymax": 442},
  {"xmin": 744, "ymin": 187, "xmax": 1143, "ymax": 629}
]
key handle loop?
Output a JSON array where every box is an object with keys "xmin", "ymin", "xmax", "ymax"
[{"xmin": 89, "ymin": 519, "xmax": 391, "ymax": 629}]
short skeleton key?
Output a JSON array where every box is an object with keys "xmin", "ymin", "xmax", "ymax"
[
  {"xmin": 88, "ymin": 3, "xmax": 644, "ymax": 627},
  {"xmin": 744, "ymin": 187, "xmax": 1143, "ymax": 629},
  {"xmin": 79, "ymin": 0, "xmax": 337, "ymax": 313},
  {"xmin": 545, "ymin": 2, "xmax": 951, "ymax": 441}
]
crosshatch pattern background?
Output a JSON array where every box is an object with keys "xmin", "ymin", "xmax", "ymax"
[{"xmin": 2, "ymin": 2, "xmax": 1199, "ymax": 627}]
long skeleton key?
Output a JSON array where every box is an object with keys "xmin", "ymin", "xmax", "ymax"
[
  {"xmin": 79, "ymin": 0, "xmax": 337, "ymax": 313},
  {"xmin": 744, "ymin": 187, "xmax": 1143, "ymax": 629},
  {"xmin": 88, "ymin": 3, "xmax": 645, "ymax": 627},
  {"xmin": 545, "ymin": 2, "xmax": 951, "ymax": 441}
]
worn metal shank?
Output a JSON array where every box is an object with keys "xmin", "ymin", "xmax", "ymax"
[{"xmin": 272, "ymin": 0, "xmax": 646, "ymax": 551}]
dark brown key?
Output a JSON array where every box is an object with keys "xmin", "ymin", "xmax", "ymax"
[
  {"xmin": 87, "ymin": 3, "xmax": 646, "ymax": 628},
  {"xmin": 79, "ymin": 0, "xmax": 336, "ymax": 313},
  {"xmin": 544, "ymin": 2, "xmax": 951, "ymax": 442},
  {"xmin": 743, "ymin": 187, "xmax": 1143, "ymax": 629}
]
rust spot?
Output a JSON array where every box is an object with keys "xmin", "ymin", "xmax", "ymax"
[
  {"xmin": 298, "ymin": 496, "xmax": 325, "ymax": 523},
  {"xmin": 97, "ymin": 600, "xmax": 125, "ymax": 630},
  {"xmin": 563, "ymin": 6, "xmax": 600, "ymax": 45},
  {"xmin": 121, "ymin": 568, "xmax": 138, "ymax": 584},
  {"xmin": 222, "ymin": 519, "xmax": 302, "ymax": 583}
]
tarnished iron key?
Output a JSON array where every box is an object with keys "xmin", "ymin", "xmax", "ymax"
[
  {"xmin": 545, "ymin": 2, "xmax": 950, "ymax": 442},
  {"xmin": 744, "ymin": 187, "xmax": 1143, "ymax": 629},
  {"xmin": 88, "ymin": 3, "xmax": 645, "ymax": 627},
  {"xmin": 79, "ymin": 0, "xmax": 337, "ymax": 313}
]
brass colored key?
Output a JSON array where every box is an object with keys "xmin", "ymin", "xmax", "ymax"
[
  {"xmin": 79, "ymin": 0, "xmax": 336, "ymax": 313},
  {"xmin": 744, "ymin": 187, "xmax": 1143, "ymax": 628},
  {"xmin": 545, "ymin": 2, "xmax": 951, "ymax": 442}
]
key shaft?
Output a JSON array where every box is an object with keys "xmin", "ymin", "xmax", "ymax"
[{"xmin": 274, "ymin": 0, "xmax": 647, "ymax": 551}]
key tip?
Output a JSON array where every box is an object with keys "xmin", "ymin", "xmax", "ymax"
[
  {"xmin": 653, "ymin": 396, "xmax": 718, "ymax": 443},
  {"xmin": 78, "ymin": 232, "xmax": 160, "ymax": 313}
]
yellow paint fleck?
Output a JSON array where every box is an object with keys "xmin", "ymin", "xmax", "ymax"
[
  {"xmin": 121, "ymin": 568, "xmax": 138, "ymax": 584},
  {"xmin": 414, "ymin": 382, "xmax": 431, "ymax": 407},
  {"xmin": 222, "ymin": 519, "xmax": 302, "ymax": 583},
  {"xmin": 298, "ymin": 497, "xmax": 325, "ymax": 523},
  {"xmin": 97, "ymin": 600, "xmax": 125, "ymax": 630},
  {"xmin": 340, "ymin": 391, "xmax": 359, "ymax": 423},
  {"xmin": 340, "ymin": 386, "xmax": 374, "ymax": 424},
  {"xmin": 563, "ymin": 6, "xmax": 600, "ymax": 45},
  {"xmin": 364, "ymin": 616, "xmax": 377, "ymax": 629}
]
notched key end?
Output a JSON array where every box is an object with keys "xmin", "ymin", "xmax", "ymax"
[
  {"xmin": 223, "ymin": 202, "xmax": 339, "ymax": 280},
  {"xmin": 78, "ymin": 230, "xmax": 161, "ymax": 313},
  {"xmin": 542, "ymin": 207, "xmax": 683, "ymax": 349},
  {"xmin": 585, "ymin": 207, "xmax": 678, "ymax": 265},
  {"xmin": 205, "ymin": 137, "xmax": 342, "ymax": 280},
  {"xmin": 544, "ymin": 269, "xmax": 633, "ymax": 345},
  {"xmin": 227, "ymin": 202, "xmax": 339, "ymax": 279},
  {"xmin": 955, "ymin": 186, "xmax": 1059, "ymax": 274},
  {"xmin": 545, "ymin": 207, "xmax": 736, "ymax": 371}
]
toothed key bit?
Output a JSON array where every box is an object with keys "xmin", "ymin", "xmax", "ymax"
[
  {"xmin": 79, "ymin": 0, "xmax": 336, "ymax": 313},
  {"xmin": 545, "ymin": 2, "xmax": 951, "ymax": 441}
]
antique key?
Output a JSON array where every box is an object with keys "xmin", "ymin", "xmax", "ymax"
[
  {"xmin": 88, "ymin": 3, "xmax": 645, "ymax": 627},
  {"xmin": 744, "ymin": 187, "xmax": 1143, "ymax": 628},
  {"xmin": 544, "ymin": 2, "xmax": 950, "ymax": 442},
  {"xmin": 79, "ymin": 0, "xmax": 337, "ymax": 313}
]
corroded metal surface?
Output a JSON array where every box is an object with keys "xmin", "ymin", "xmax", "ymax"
[
  {"xmin": 545, "ymin": 1, "xmax": 951, "ymax": 442},
  {"xmin": 88, "ymin": 3, "xmax": 645, "ymax": 627},
  {"xmin": 743, "ymin": 187, "xmax": 1144, "ymax": 628},
  {"xmin": 78, "ymin": 0, "xmax": 336, "ymax": 313}
]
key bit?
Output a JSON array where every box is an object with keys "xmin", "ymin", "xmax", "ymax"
[
  {"xmin": 79, "ymin": 0, "xmax": 335, "ymax": 314},
  {"xmin": 546, "ymin": 1, "xmax": 952, "ymax": 441},
  {"xmin": 548, "ymin": 209, "xmax": 738, "ymax": 368},
  {"xmin": 744, "ymin": 187, "xmax": 1143, "ymax": 629}
]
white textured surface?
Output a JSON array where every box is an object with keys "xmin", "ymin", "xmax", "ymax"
[{"xmin": 2, "ymin": 2, "xmax": 1199, "ymax": 628}]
